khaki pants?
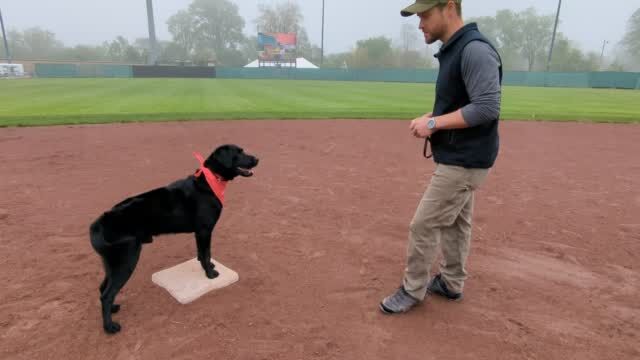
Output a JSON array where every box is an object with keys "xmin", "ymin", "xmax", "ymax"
[{"xmin": 403, "ymin": 163, "xmax": 489, "ymax": 300}]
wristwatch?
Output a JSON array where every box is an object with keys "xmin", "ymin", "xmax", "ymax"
[{"xmin": 427, "ymin": 117, "xmax": 437, "ymax": 130}]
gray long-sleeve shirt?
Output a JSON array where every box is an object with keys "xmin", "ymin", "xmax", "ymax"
[{"xmin": 459, "ymin": 41, "xmax": 502, "ymax": 127}]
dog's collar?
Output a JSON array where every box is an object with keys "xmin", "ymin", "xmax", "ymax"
[{"xmin": 193, "ymin": 152, "xmax": 227, "ymax": 205}]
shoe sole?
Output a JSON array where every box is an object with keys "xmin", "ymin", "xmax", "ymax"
[
  {"xmin": 379, "ymin": 301, "xmax": 423, "ymax": 314},
  {"xmin": 426, "ymin": 289, "xmax": 463, "ymax": 302},
  {"xmin": 379, "ymin": 302, "xmax": 396, "ymax": 314},
  {"xmin": 379, "ymin": 302, "xmax": 415, "ymax": 314}
]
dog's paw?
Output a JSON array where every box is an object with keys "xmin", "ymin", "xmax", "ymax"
[
  {"xmin": 205, "ymin": 268, "xmax": 220, "ymax": 279},
  {"xmin": 111, "ymin": 304, "xmax": 120, "ymax": 314},
  {"xmin": 103, "ymin": 321, "xmax": 121, "ymax": 334}
]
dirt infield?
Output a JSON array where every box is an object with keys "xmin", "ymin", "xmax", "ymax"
[{"xmin": 1, "ymin": 120, "xmax": 639, "ymax": 360}]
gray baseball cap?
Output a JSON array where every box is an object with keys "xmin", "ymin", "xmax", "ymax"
[{"xmin": 400, "ymin": 0, "xmax": 461, "ymax": 17}]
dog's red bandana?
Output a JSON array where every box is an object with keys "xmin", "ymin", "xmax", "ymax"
[{"xmin": 193, "ymin": 152, "xmax": 227, "ymax": 205}]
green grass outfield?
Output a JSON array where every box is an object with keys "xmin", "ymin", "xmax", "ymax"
[{"xmin": 1, "ymin": 78, "xmax": 638, "ymax": 127}]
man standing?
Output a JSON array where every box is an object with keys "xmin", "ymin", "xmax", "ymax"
[{"xmin": 380, "ymin": 0, "xmax": 502, "ymax": 314}]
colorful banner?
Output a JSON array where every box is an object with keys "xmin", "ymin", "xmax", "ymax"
[{"xmin": 257, "ymin": 32, "xmax": 297, "ymax": 61}]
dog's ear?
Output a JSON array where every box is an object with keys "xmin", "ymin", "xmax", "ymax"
[{"xmin": 208, "ymin": 146, "xmax": 235, "ymax": 170}]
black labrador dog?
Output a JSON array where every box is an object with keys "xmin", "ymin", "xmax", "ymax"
[{"xmin": 90, "ymin": 144, "xmax": 258, "ymax": 334}]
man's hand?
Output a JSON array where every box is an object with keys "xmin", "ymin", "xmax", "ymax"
[{"xmin": 410, "ymin": 113, "xmax": 434, "ymax": 138}]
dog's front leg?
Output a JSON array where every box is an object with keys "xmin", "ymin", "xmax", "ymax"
[{"xmin": 195, "ymin": 229, "xmax": 218, "ymax": 279}]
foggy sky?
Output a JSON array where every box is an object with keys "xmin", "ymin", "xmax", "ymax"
[{"xmin": 3, "ymin": 0, "xmax": 639, "ymax": 55}]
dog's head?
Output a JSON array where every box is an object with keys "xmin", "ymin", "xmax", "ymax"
[{"xmin": 205, "ymin": 144, "xmax": 259, "ymax": 181}]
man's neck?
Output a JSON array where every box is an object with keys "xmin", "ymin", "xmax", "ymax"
[{"xmin": 441, "ymin": 19, "xmax": 465, "ymax": 45}]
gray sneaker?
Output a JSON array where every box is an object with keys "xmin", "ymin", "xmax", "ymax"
[
  {"xmin": 426, "ymin": 274, "xmax": 463, "ymax": 301},
  {"xmin": 379, "ymin": 287, "xmax": 420, "ymax": 314}
]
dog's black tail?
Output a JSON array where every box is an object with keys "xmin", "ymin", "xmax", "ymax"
[{"xmin": 90, "ymin": 219, "xmax": 108, "ymax": 255}]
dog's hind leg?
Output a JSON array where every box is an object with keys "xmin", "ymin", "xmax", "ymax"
[
  {"xmin": 92, "ymin": 223, "xmax": 117, "ymax": 313},
  {"xmin": 100, "ymin": 240, "xmax": 142, "ymax": 334},
  {"xmin": 99, "ymin": 276, "xmax": 121, "ymax": 314},
  {"xmin": 99, "ymin": 276, "xmax": 108, "ymax": 294}
]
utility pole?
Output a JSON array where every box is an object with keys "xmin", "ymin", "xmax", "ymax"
[
  {"xmin": 321, "ymin": 0, "xmax": 325, "ymax": 65},
  {"xmin": 546, "ymin": 0, "xmax": 562, "ymax": 72},
  {"xmin": 146, "ymin": 0, "xmax": 158, "ymax": 65},
  {"xmin": 600, "ymin": 40, "xmax": 608, "ymax": 70},
  {"xmin": 0, "ymin": 7, "xmax": 11, "ymax": 63}
]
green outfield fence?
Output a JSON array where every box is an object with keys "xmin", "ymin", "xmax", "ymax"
[{"xmin": 33, "ymin": 63, "xmax": 640, "ymax": 90}]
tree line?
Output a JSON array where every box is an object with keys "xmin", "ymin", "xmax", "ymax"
[{"xmin": 1, "ymin": 0, "xmax": 639, "ymax": 72}]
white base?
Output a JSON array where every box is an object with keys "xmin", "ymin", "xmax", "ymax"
[{"xmin": 151, "ymin": 258, "xmax": 239, "ymax": 304}]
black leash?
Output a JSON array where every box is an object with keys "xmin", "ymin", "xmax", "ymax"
[{"xmin": 423, "ymin": 137, "xmax": 433, "ymax": 159}]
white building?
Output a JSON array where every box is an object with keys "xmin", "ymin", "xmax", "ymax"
[{"xmin": 244, "ymin": 57, "xmax": 319, "ymax": 69}]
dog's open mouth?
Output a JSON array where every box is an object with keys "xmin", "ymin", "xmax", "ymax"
[{"xmin": 237, "ymin": 168, "xmax": 254, "ymax": 177}]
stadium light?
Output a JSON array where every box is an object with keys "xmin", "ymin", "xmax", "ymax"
[
  {"xmin": 146, "ymin": 0, "xmax": 158, "ymax": 65},
  {"xmin": 321, "ymin": 0, "xmax": 325, "ymax": 65},
  {"xmin": 0, "ymin": 7, "xmax": 11, "ymax": 64},
  {"xmin": 600, "ymin": 40, "xmax": 609, "ymax": 69},
  {"xmin": 546, "ymin": 0, "xmax": 562, "ymax": 71}
]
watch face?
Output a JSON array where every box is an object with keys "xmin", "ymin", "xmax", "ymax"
[{"xmin": 428, "ymin": 119, "xmax": 435, "ymax": 129}]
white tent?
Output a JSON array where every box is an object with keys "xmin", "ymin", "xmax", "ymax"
[
  {"xmin": 244, "ymin": 57, "xmax": 319, "ymax": 69},
  {"xmin": 0, "ymin": 63, "xmax": 25, "ymax": 77}
]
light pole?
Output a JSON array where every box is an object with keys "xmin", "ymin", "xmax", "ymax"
[
  {"xmin": 600, "ymin": 40, "xmax": 608, "ymax": 70},
  {"xmin": 0, "ymin": 7, "xmax": 11, "ymax": 63},
  {"xmin": 146, "ymin": 0, "xmax": 158, "ymax": 65},
  {"xmin": 321, "ymin": 0, "xmax": 325, "ymax": 65},
  {"xmin": 546, "ymin": 0, "xmax": 562, "ymax": 71}
]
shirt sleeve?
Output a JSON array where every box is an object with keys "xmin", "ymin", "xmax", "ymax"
[{"xmin": 460, "ymin": 41, "xmax": 502, "ymax": 127}]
